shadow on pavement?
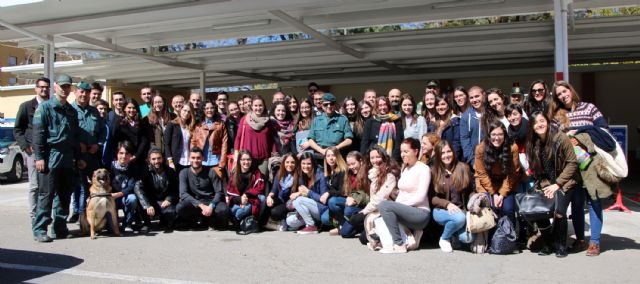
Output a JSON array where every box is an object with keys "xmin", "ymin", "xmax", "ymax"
[
  {"xmin": 0, "ymin": 248, "xmax": 83, "ymax": 283},
  {"xmin": 601, "ymin": 233, "xmax": 640, "ymax": 252}
]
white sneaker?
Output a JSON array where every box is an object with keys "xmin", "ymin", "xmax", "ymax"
[
  {"xmin": 439, "ymin": 239, "xmax": 453, "ymax": 253},
  {"xmin": 278, "ymin": 220, "xmax": 287, "ymax": 232}
]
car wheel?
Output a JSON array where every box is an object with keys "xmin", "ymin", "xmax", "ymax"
[{"xmin": 11, "ymin": 156, "xmax": 24, "ymax": 182}]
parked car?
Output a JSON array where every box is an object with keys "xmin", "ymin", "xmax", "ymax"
[{"xmin": 0, "ymin": 119, "xmax": 26, "ymax": 182}]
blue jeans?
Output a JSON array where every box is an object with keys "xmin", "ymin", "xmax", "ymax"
[
  {"xmin": 432, "ymin": 208, "xmax": 473, "ymax": 243},
  {"xmin": 321, "ymin": 196, "xmax": 346, "ymax": 226},
  {"xmin": 339, "ymin": 207, "xmax": 364, "ymax": 238},
  {"xmin": 116, "ymin": 193, "xmax": 138, "ymax": 228},
  {"xmin": 571, "ymin": 187, "xmax": 586, "ymax": 241},
  {"xmin": 231, "ymin": 204, "xmax": 252, "ymax": 221},
  {"xmin": 494, "ymin": 193, "xmax": 516, "ymax": 224},
  {"xmin": 587, "ymin": 196, "xmax": 603, "ymax": 245},
  {"xmin": 71, "ymin": 174, "xmax": 87, "ymax": 214}
]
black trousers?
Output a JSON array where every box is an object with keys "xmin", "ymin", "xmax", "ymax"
[
  {"xmin": 176, "ymin": 200, "xmax": 229, "ymax": 227},
  {"xmin": 141, "ymin": 201, "xmax": 178, "ymax": 226},
  {"xmin": 32, "ymin": 167, "xmax": 74, "ymax": 237},
  {"xmin": 536, "ymin": 189, "xmax": 573, "ymax": 249}
]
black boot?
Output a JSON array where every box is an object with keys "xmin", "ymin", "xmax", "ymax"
[{"xmin": 553, "ymin": 217, "xmax": 568, "ymax": 258}]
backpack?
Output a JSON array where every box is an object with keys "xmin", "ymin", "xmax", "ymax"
[
  {"xmin": 487, "ymin": 216, "xmax": 518, "ymax": 254},
  {"xmin": 237, "ymin": 216, "xmax": 259, "ymax": 235}
]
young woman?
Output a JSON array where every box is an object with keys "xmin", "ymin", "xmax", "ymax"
[
  {"xmin": 506, "ymin": 104, "xmax": 530, "ymax": 190},
  {"xmin": 434, "ymin": 94, "xmax": 462, "ymax": 159},
  {"xmin": 474, "ymin": 121, "xmax": 520, "ymax": 223},
  {"xmin": 524, "ymin": 80, "xmax": 550, "ymax": 116},
  {"xmin": 400, "ymin": 94, "xmax": 427, "ymax": 140},
  {"xmin": 429, "ymin": 140, "xmax": 473, "ymax": 252},
  {"xmin": 420, "ymin": 133, "xmax": 441, "ymax": 165},
  {"xmin": 361, "ymin": 96, "xmax": 404, "ymax": 162},
  {"xmin": 267, "ymin": 153, "xmax": 298, "ymax": 230},
  {"xmin": 377, "ymin": 138, "xmax": 431, "ymax": 253},
  {"xmin": 144, "ymin": 94, "xmax": 171, "ymax": 153},
  {"xmin": 285, "ymin": 152, "xmax": 328, "ymax": 234},
  {"xmin": 351, "ymin": 100, "xmax": 372, "ymax": 152},
  {"xmin": 319, "ymin": 147, "xmax": 349, "ymax": 235},
  {"xmin": 525, "ymin": 112, "xmax": 579, "ymax": 257},
  {"xmin": 359, "ymin": 146, "xmax": 400, "ymax": 250},
  {"xmin": 482, "ymin": 88, "xmax": 509, "ymax": 131},
  {"xmin": 286, "ymin": 95, "xmax": 299, "ymax": 117},
  {"xmin": 226, "ymin": 150, "xmax": 266, "ymax": 225},
  {"xmin": 234, "ymin": 95, "xmax": 277, "ymax": 176},
  {"xmin": 114, "ymin": 98, "xmax": 151, "ymax": 167},
  {"xmin": 548, "ymin": 80, "xmax": 609, "ymax": 256},
  {"xmin": 163, "ymin": 102, "xmax": 196, "ymax": 173},
  {"xmin": 340, "ymin": 96, "xmax": 358, "ymax": 120},
  {"xmin": 270, "ymin": 101, "xmax": 295, "ymax": 155},
  {"xmin": 191, "ymin": 100, "xmax": 228, "ymax": 177},
  {"xmin": 292, "ymin": 99, "xmax": 315, "ymax": 155},
  {"xmin": 453, "ymin": 86, "xmax": 470, "ymax": 116},
  {"xmin": 339, "ymin": 151, "xmax": 370, "ymax": 238},
  {"xmin": 225, "ymin": 101, "xmax": 241, "ymax": 153},
  {"xmin": 421, "ymin": 91, "xmax": 437, "ymax": 133}
]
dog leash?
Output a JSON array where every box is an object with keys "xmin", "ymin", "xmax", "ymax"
[{"xmin": 89, "ymin": 193, "xmax": 113, "ymax": 198}]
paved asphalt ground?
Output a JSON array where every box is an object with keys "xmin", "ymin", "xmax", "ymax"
[{"xmin": 1, "ymin": 179, "xmax": 639, "ymax": 284}]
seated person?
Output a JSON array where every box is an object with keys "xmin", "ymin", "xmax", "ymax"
[
  {"xmin": 135, "ymin": 147, "xmax": 179, "ymax": 233},
  {"xmin": 110, "ymin": 141, "xmax": 141, "ymax": 233},
  {"xmin": 176, "ymin": 147, "xmax": 229, "ymax": 229},
  {"xmin": 267, "ymin": 153, "xmax": 298, "ymax": 230},
  {"xmin": 226, "ymin": 150, "xmax": 266, "ymax": 226}
]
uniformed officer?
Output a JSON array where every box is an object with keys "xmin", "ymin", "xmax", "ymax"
[
  {"xmin": 68, "ymin": 80, "xmax": 106, "ymax": 223},
  {"xmin": 32, "ymin": 74, "xmax": 86, "ymax": 242},
  {"xmin": 305, "ymin": 93, "xmax": 353, "ymax": 157}
]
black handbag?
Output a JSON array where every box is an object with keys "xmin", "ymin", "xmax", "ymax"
[{"xmin": 515, "ymin": 184, "xmax": 555, "ymax": 221}]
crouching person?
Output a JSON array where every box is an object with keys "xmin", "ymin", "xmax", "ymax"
[
  {"xmin": 110, "ymin": 141, "xmax": 141, "ymax": 233},
  {"xmin": 135, "ymin": 147, "xmax": 179, "ymax": 233},
  {"xmin": 227, "ymin": 150, "xmax": 265, "ymax": 233},
  {"xmin": 176, "ymin": 147, "xmax": 229, "ymax": 230},
  {"xmin": 429, "ymin": 140, "xmax": 474, "ymax": 253}
]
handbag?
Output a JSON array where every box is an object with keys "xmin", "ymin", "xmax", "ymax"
[
  {"xmin": 466, "ymin": 207, "xmax": 498, "ymax": 233},
  {"xmin": 515, "ymin": 184, "xmax": 555, "ymax": 222}
]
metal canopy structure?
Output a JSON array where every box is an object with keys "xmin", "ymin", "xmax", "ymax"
[{"xmin": 1, "ymin": 0, "xmax": 640, "ymax": 89}]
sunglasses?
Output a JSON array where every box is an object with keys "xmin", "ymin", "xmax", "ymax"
[
  {"xmin": 532, "ymin": 88, "xmax": 545, "ymax": 93},
  {"xmin": 323, "ymin": 102, "xmax": 335, "ymax": 107}
]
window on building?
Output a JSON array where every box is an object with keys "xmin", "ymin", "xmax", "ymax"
[
  {"xmin": 8, "ymin": 56, "xmax": 18, "ymax": 66},
  {"xmin": 8, "ymin": 78, "xmax": 17, "ymax": 86}
]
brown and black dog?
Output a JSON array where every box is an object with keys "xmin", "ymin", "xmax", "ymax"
[{"xmin": 82, "ymin": 168, "xmax": 120, "ymax": 239}]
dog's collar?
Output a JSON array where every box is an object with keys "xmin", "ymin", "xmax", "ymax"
[{"xmin": 90, "ymin": 193, "xmax": 112, "ymax": 198}]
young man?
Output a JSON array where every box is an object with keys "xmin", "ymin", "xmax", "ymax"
[
  {"xmin": 135, "ymin": 147, "xmax": 178, "ymax": 233},
  {"xmin": 104, "ymin": 91, "xmax": 126, "ymax": 167},
  {"xmin": 312, "ymin": 91, "xmax": 324, "ymax": 116},
  {"xmin": 190, "ymin": 92, "xmax": 204, "ymax": 123},
  {"xmin": 14, "ymin": 77, "xmax": 50, "ymax": 222},
  {"xmin": 272, "ymin": 91, "xmax": 285, "ymax": 104},
  {"xmin": 509, "ymin": 84, "xmax": 524, "ymax": 106},
  {"xmin": 69, "ymin": 81, "xmax": 106, "ymax": 223},
  {"xmin": 460, "ymin": 85, "xmax": 485, "ymax": 167},
  {"xmin": 176, "ymin": 147, "xmax": 229, "ymax": 229},
  {"xmin": 305, "ymin": 93, "xmax": 353, "ymax": 157},
  {"xmin": 110, "ymin": 141, "xmax": 142, "ymax": 233},
  {"xmin": 241, "ymin": 95, "xmax": 252, "ymax": 115},
  {"xmin": 216, "ymin": 91, "xmax": 229, "ymax": 121},
  {"xmin": 32, "ymin": 74, "xmax": 85, "ymax": 242},
  {"xmin": 139, "ymin": 86, "xmax": 153, "ymax": 118},
  {"xmin": 89, "ymin": 82, "xmax": 103, "ymax": 107}
]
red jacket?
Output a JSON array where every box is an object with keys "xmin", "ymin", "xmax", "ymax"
[{"xmin": 226, "ymin": 169, "xmax": 265, "ymax": 217}]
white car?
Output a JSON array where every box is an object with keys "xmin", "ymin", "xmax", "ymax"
[{"xmin": 0, "ymin": 119, "xmax": 26, "ymax": 182}]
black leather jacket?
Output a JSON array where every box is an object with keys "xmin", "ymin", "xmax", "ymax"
[
  {"xmin": 225, "ymin": 117, "xmax": 239, "ymax": 152},
  {"xmin": 134, "ymin": 165, "xmax": 178, "ymax": 209}
]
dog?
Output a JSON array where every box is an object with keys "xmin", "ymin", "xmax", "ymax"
[{"xmin": 83, "ymin": 168, "xmax": 120, "ymax": 239}]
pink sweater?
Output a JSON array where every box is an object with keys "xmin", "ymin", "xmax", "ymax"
[{"xmin": 396, "ymin": 161, "xmax": 431, "ymax": 211}]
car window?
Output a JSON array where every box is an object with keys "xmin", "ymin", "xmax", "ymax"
[{"xmin": 0, "ymin": 127, "xmax": 14, "ymax": 143}]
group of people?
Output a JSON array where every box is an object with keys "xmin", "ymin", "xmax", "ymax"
[{"xmin": 14, "ymin": 76, "xmax": 618, "ymax": 257}]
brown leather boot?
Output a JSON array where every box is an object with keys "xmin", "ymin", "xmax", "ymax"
[
  {"xmin": 571, "ymin": 240, "xmax": 587, "ymax": 253},
  {"xmin": 586, "ymin": 243, "xmax": 600, "ymax": 256}
]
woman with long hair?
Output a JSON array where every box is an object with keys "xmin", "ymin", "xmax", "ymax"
[
  {"xmin": 351, "ymin": 100, "xmax": 372, "ymax": 151},
  {"xmin": 361, "ymin": 96, "xmax": 404, "ymax": 162},
  {"xmin": 525, "ymin": 111, "xmax": 579, "ymax": 257},
  {"xmin": 421, "ymin": 90, "xmax": 437, "ymax": 132},
  {"xmin": 474, "ymin": 121, "xmax": 520, "ymax": 223},
  {"xmin": 286, "ymin": 95, "xmax": 299, "ymax": 118},
  {"xmin": 285, "ymin": 152, "xmax": 328, "ymax": 234},
  {"xmin": 548, "ymin": 80, "xmax": 609, "ymax": 256},
  {"xmin": 234, "ymin": 95, "xmax": 277, "ymax": 176},
  {"xmin": 319, "ymin": 147, "xmax": 349, "ymax": 235},
  {"xmin": 420, "ymin": 133, "xmax": 441, "ymax": 165},
  {"xmin": 339, "ymin": 151, "xmax": 370, "ymax": 238},
  {"xmin": 434, "ymin": 94, "xmax": 462, "ymax": 159},
  {"xmin": 292, "ymin": 98, "xmax": 315, "ymax": 155},
  {"xmin": 377, "ymin": 138, "xmax": 431, "ymax": 253},
  {"xmin": 115, "ymin": 98, "xmax": 150, "ymax": 167},
  {"xmin": 524, "ymin": 79, "xmax": 550, "ymax": 116},
  {"xmin": 453, "ymin": 86, "xmax": 470, "ymax": 116},
  {"xmin": 226, "ymin": 150, "xmax": 266, "ymax": 226},
  {"xmin": 191, "ymin": 100, "xmax": 228, "ymax": 177},
  {"xmin": 267, "ymin": 153, "xmax": 298, "ymax": 230},
  {"xmin": 429, "ymin": 140, "xmax": 473, "ymax": 252},
  {"xmin": 400, "ymin": 94, "xmax": 427, "ymax": 140},
  {"xmin": 482, "ymin": 88, "xmax": 509, "ymax": 132},
  {"xmin": 270, "ymin": 101, "xmax": 295, "ymax": 155},
  {"xmin": 163, "ymin": 102, "xmax": 196, "ymax": 173},
  {"xmin": 144, "ymin": 94, "xmax": 171, "ymax": 153}
]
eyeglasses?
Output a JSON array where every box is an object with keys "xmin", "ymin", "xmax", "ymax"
[
  {"xmin": 532, "ymin": 88, "xmax": 545, "ymax": 94},
  {"xmin": 323, "ymin": 102, "xmax": 335, "ymax": 107}
]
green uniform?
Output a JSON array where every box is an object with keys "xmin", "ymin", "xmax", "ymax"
[
  {"xmin": 72, "ymin": 102, "xmax": 106, "ymax": 169},
  {"xmin": 308, "ymin": 112, "xmax": 353, "ymax": 148}
]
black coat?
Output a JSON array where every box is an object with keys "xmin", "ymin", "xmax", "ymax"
[
  {"xmin": 114, "ymin": 119, "xmax": 151, "ymax": 165},
  {"xmin": 360, "ymin": 117, "xmax": 404, "ymax": 162},
  {"xmin": 13, "ymin": 97, "xmax": 39, "ymax": 151},
  {"xmin": 225, "ymin": 117, "xmax": 239, "ymax": 152},
  {"xmin": 163, "ymin": 122, "xmax": 189, "ymax": 166}
]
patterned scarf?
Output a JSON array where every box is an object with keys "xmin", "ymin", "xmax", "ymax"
[
  {"xmin": 275, "ymin": 118, "xmax": 294, "ymax": 146},
  {"xmin": 375, "ymin": 113, "xmax": 399, "ymax": 155},
  {"xmin": 246, "ymin": 111, "xmax": 269, "ymax": 131}
]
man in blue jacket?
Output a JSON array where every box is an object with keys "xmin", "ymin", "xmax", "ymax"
[{"xmin": 460, "ymin": 86, "xmax": 486, "ymax": 168}]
